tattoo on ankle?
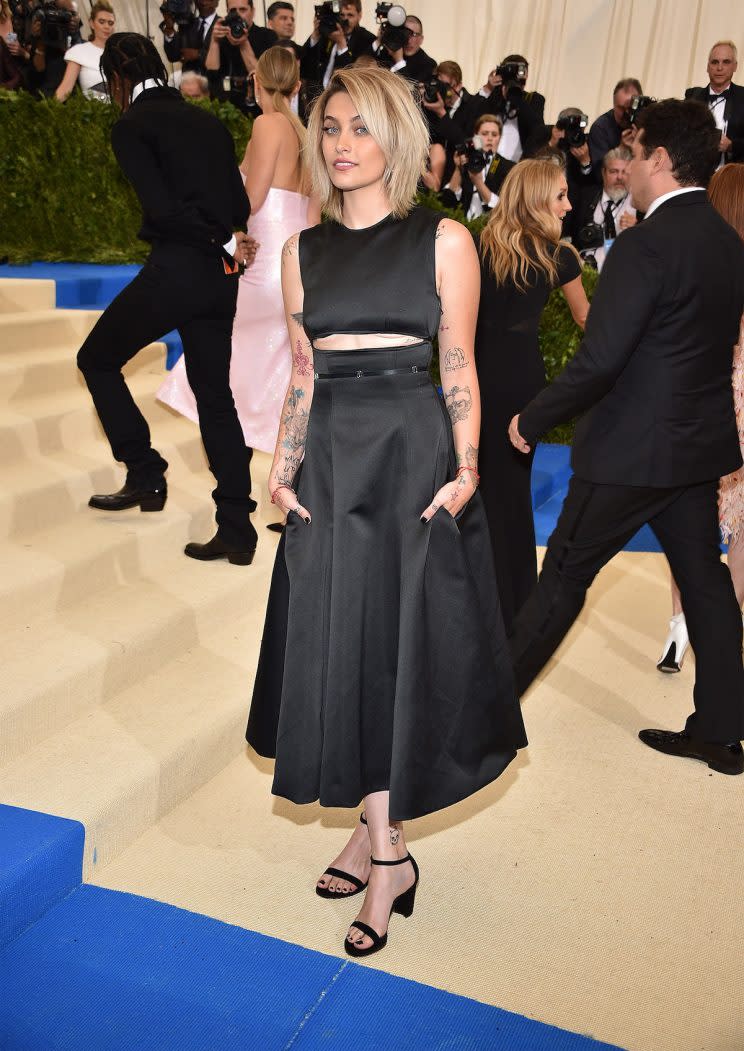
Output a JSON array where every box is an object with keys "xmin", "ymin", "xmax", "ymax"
[{"xmin": 389, "ymin": 826, "xmax": 400, "ymax": 846}]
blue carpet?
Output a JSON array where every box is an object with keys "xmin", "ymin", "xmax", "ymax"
[
  {"xmin": 0, "ymin": 804, "xmax": 84, "ymax": 950},
  {"xmin": 0, "ymin": 882, "xmax": 625, "ymax": 1051}
]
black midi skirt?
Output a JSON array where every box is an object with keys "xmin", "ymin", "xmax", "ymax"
[{"xmin": 247, "ymin": 342, "xmax": 527, "ymax": 821}]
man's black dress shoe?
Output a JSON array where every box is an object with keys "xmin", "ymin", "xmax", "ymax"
[
  {"xmin": 89, "ymin": 482, "xmax": 167, "ymax": 512},
  {"xmin": 184, "ymin": 533, "xmax": 256, "ymax": 565},
  {"xmin": 639, "ymin": 728, "xmax": 744, "ymax": 775},
  {"xmin": 266, "ymin": 522, "xmax": 285, "ymax": 534}
]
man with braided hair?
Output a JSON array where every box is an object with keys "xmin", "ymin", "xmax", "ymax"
[{"xmin": 78, "ymin": 33, "xmax": 259, "ymax": 564}]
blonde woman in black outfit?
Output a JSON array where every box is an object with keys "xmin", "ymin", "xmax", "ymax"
[{"xmin": 475, "ymin": 159, "xmax": 589, "ymax": 635}]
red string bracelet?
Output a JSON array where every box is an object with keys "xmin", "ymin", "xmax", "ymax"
[{"xmin": 456, "ymin": 465, "xmax": 480, "ymax": 484}]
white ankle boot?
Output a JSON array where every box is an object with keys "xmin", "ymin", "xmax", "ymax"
[{"xmin": 657, "ymin": 613, "xmax": 689, "ymax": 673}]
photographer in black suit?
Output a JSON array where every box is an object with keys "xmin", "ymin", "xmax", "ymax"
[
  {"xmin": 478, "ymin": 54, "xmax": 545, "ymax": 160},
  {"xmin": 77, "ymin": 34, "xmax": 258, "ymax": 565},
  {"xmin": 204, "ymin": 0, "xmax": 276, "ymax": 113},
  {"xmin": 162, "ymin": 0, "xmax": 217, "ymax": 74},
  {"xmin": 440, "ymin": 113, "xmax": 514, "ymax": 219},
  {"xmin": 421, "ymin": 60, "xmax": 480, "ymax": 147},
  {"xmin": 508, "ymin": 99, "xmax": 744, "ymax": 775},
  {"xmin": 588, "ymin": 77, "xmax": 642, "ymax": 172},
  {"xmin": 301, "ymin": 1, "xmax": 374, "ymax": 94},
  {"xmin": 686, "ymin": 40, "xmax": 744, "ymax": 165}
]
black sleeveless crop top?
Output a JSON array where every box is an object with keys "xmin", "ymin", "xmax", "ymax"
[{"xmin": 298, "ymin": 206, "xmax": 442, "ymax": 343}]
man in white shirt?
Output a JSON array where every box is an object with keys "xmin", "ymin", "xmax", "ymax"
[{"xmin": 576, "ymin": 146, "xmax": 637, "ymax": 270}]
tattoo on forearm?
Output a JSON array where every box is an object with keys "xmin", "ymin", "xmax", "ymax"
[
  {"xmin": 275, "ymin": 451, "xmax": 302, "ymax": 487},
  {"xmin": 293, "ymin": 340, "xmax": 313, "ymax": 377},
  {"xmin": 445, "ymin": 384, "xmax": 472, "ymax": 425},
  {"xmin": 443, "ymin": 347, "xmax": 468, "ymax": 371},
  {"xmin": 290, "ymin": 311, "xmax": 304, "ymax": 326},
  {"xmin": 456, "ymin": 442, "xmax": 479, "ymax": 470}
]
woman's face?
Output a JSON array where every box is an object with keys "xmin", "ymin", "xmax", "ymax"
[
  {"xmin": 478, "ymin": 121, "xmax": 501, "ymax": 154},
  {"xmin": 91, "ymin": 10, "xmax": 115, "ymax": 43},
  {"xmin": 550, "ymin": 174, "xmax": 571, "ymax": 221},
  {"xmin": 321, "ymin": 90, "xmax": 387, "ymax": 193}
]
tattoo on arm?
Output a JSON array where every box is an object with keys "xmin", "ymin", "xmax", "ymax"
[
  {"xmin": 275, "ymin": 451, "xmax": 302, "ymax": 488},
  {"xmin": 293, "ymin": 340, "xmax": 313, "ymax": 377},
  {"xmin": 444, "ymin": 384, "xmax": 472, "ymax": 425},
  {"xmin": 282, "ymin": 236, "xmax": 297, "ymax": 261},
  {"xmin": 290, "ymin": 311, "xmax": 304, "ymax": 326},
  {"xmin": 443, "ymin": 347, "xmax": 468, "ymax": 371},
  {"xmin": 435, "ymin": 220, "xmax": 446, "ymax": 240},
  {"xmin": 456, "ymin": 442, "xmax": 479, "ymax": 470}
]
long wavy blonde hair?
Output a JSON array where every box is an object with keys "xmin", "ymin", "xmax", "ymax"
[
  {"xmin": 255, "ymin": 47, "xmax": 309, "ymax": 191},
  {"xmin": 480, "ymin": 159, "xmax": 579, "ymax": 290}
]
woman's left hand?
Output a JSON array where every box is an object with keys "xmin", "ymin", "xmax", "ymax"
[{"xmin": 420, "ymin": 474, "xmax": 476, "ymax": 522}]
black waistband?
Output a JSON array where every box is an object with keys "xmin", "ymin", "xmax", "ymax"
[{"xmin": 313, "ymin": 365, "xmax": 425, "ymax": 379}]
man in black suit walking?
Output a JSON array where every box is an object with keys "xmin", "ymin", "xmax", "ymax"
[
  {"xmin": 77, "ymin": 33, "xmax": 258, "ymax": 565},
  {"xmin": 508, "ymin": 99, "xmax": 744, "ymax": 775},
  {"xmin": 685, "ymin": 40, "xmax": 744, "ymax": 165}
]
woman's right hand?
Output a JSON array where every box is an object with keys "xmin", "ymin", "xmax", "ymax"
[{"xmin": 272, "ymin": 485, "xmax": 311, "ymax": 524}]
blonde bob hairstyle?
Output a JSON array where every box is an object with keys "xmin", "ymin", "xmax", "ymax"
[
  {"xmin": 480, "ymin": 158, "xmax": 580, "ymax": 291},
  {"xmin": 305, "ymin": 65, "xmax": 430, "ymax": 222}
]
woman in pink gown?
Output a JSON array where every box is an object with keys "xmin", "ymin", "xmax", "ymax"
[
  {"xmin": 158, "ymin": 46, "xmax": 320, "ymax": 455},
  {"xmin": 657, "ymin": 163, "xmax": 744, "ymax": 671}
]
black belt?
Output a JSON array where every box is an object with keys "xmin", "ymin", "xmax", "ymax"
[{"xmin": 313, "ymin": 365, "xmax": 424, "ymax": 379}]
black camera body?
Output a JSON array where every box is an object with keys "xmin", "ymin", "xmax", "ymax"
[
  {"xmin": 160, "ymin": 0, "xmax": 195, "ymax": 28},
  {"xmin": 315, "ymin": 1, "xmax": 347, "ymax": 38},
  {"xmin": 575, "ymin": 220, "xmax": 604, "ymax": 269},
  {"xmin": 375, "ymin": 3, "xmax": 411, "ymax": 52},
  {"xmin": 556, "ymin": 112, "xmax": 588, "ymax": 148},
  {"xmin": 223, "ymin": 7, "xmax": 248, "ymax": 38},
  {"xmin": 494, "ymin": 61, "xmax": 527, "ymax": 121},
  {"xmin": 455, "ymin": 137, "xmax": 488, "ymax": 174},
  {"xmin": 33, "ymin": 0, "xmax": 74, "ymax": 49},
  {"xmin": 628, "ymin": 94, "xmax": 656, "ymax": 126},
  {"xmin": 423, "ymin": 77, "xmax": 450, "ymax": 105},
  {"xmin": 495, "ymin": 60, "xmax": 527, "ymax": 85}
]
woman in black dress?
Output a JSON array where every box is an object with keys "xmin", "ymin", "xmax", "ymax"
[
  {"xmin": 247, "ymin": 66, "xmax": 526, "ymax": 957},
  {"xmin": 475, "ymin": 159, "xmax": 589, "ymax": 635}
]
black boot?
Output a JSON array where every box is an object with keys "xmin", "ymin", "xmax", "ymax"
[
  {"xmin": 89, "ymin": 482, "xmax": 167, "ymax": 512},
  {"xmin": 184, "ymin": 533, "xmax": 256, "ymax": 565}
]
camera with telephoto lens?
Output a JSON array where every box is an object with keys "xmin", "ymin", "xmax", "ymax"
[
  {"xmin": 555, "ymin": 112, "xmax": 588, "ymax": 148},
  {"xmin": 31, "ymin": 0, "xmax": 74, "ymax": 49},
  {"xmin": 375, "ymin": 3, "xmax": 411, "ymax": 52},
  {"xmin": 159, "ymin": 0, "xmax": 195, "ymax": 28},
  {"xmin": 223, "ymin": 6, "xmax": 248, "ymax": 37},
  {"xmin": 423, "ymin": 76, "xmax": 450, "ymax": 105},
  {"xmin": 455, "ymin": 135, "xmax": 488, "ymax": 174},
  {"xmin": 628, "ymin": 94, "xmax": 656, "ymax": 126},
  {"xmin": 315, "ymin": 1, "xmax": 347, "ymax": 38},
  {"xmin": 575, "ymin": 221, "xmax": 604, "ymax": 269},
  {"xmin": 494, "ymin": 60, "xmax": 528, "ymax": 120}
]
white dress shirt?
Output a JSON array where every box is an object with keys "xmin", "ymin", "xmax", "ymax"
[
  {"xmin": 643, "ymin": 186, "xmax": 705, "ymax": 220},
  {"xmin": 707, "ymin": 82, "xmax": 730, "ymax": 168},
  {"xmin": 323, "ymin": 42, "xmax": 348, "ymax": 88},
  {"xmin": 591, "ymin": 192, "xmax": 636, "ymax": 271},
  {"xmin": 498, "ymin": 117, "xmax": 522, "ymax": 163}
]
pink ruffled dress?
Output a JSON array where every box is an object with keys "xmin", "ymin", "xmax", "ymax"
[
  {"xmin": 158, "ymin": 186, "xmax": 311, "ymax": 454},
  {"xmin": 718, "ymin": 315, "xmax": 744, "ymax": 542}
]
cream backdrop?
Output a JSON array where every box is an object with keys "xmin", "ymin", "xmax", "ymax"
[{"xmin": 83, "ymin": 0, "xmax": 743, "ymax": 122}]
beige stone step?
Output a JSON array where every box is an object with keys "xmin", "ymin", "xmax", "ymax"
[
  {"xmin": 0, "ymin": 609, "xmax": 266, "ymax": 879},
  {"xmin": 0, "ymin": 513, "xmax": 277, "ymax": 770},
  {"xmin": 0, "ymin": 309, "xmax": 100, "ymax": 354},
  {"xmin": 0, "ymin": 339, "xmax": 165, "ymax": 403},
  {"xmin": 0, "ymin": 279, "xmax": 56, "ymax": 314}
]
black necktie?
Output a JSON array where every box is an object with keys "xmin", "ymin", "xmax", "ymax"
[
  {"xmin": 603, "ymin": 200, "xmax": 616, "ymax": 239},
  {"xmin": 198, "ymin": 18, "xmax": 206, "ymax": 41},
  {"xmin": 709, "ymin": 89, "xmax": 728, "ymax": 103}
]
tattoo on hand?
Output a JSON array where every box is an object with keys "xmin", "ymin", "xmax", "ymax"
[
  {"xmin": 445, "ymin": 384, "xmax": 472, "ymax": 425},
  {"xmin": 443, "ymin": 347, "xmax": 468, "ymax": 371},
  {"xmin": 293, "ymin": 340, "xmax": 313, "ymax": 377}
]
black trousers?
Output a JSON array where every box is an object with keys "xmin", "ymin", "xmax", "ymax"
[
  {"xmin": 77, "ymin": 243, "xmax": 257, "ymax": 549},
  {"xmin": 511, "ymin": 475, "xmax": 744, "ymax": 744}
]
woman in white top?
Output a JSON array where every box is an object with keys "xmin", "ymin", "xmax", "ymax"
[{"xmin": 55, "ymin": 0, "xmax": 115, "ymax": 101}]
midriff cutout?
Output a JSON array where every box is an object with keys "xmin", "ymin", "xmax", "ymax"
[{"xmin": 313, "ymin": 333, "xmax": 426, "ymax": 351}]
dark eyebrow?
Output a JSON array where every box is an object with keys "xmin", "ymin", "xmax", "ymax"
[{"xmin": 322, "ymin": 114, "xmax": 363, "ymax": 123}]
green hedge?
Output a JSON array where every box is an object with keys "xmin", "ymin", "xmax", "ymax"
[{"xmin": 1, "ymin": 91, "xmax": 592, "ymax": 440}]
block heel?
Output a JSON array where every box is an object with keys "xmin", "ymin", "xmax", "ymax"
[{"xmin": 344, "ymin": 853, "xmax": 419, "ymax": 958}]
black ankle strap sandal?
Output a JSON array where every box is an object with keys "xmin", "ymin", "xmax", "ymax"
[
  {"xmin": 315, "ymin": 812, "xmax": 370, "ymax": 899},
  {"xmin": 344, "ymin": 854, "xmax": 419, "ymax": 958}
]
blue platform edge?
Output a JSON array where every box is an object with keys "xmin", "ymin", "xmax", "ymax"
[{"xmin": 0, "ymin": 804, "xmax": 626, "ymax": 1050}]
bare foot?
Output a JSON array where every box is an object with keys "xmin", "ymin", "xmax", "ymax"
[
  {"xmin": 316, "ymin": 816, "xmax": 371, "ymax": 896},
  {"xmin": 346, "ymin": 852, "xmax": 416, "ymax": 951}
]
